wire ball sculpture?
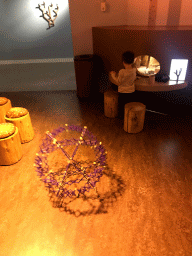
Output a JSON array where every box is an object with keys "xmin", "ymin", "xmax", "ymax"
[{"xmin": 34, "ymin": 125, "xmax": 107, "ymax": 198}]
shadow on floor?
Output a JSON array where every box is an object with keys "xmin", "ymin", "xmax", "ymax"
[{"xmin": 45, "ymin": 166, "xmax": 126, "ymax": 217}]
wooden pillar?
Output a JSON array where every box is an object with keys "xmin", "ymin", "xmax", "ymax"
[
  {"xmin": 0, "ymin": 98, "xmax": 12, "ymax": 123},
  {"xmin": 5, "ymin": 108, "xmax": 34, "ymax": 143},
  {"xmin": 124, "ymin": 102, "xmax": 146, "ymax": 133},
  {"xmin": 0, "ymin": 124, "xmax": 22, "ymax": 165},
  {"xmin": 104, "ymin": 89, "xmax": 119, "ymax": 118}
]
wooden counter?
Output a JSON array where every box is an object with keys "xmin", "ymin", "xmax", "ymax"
[
  {"xmin": 109, "ymin": 74, "xmax": 188, "ymax": 92},
  {"xmin": 135, "ymin": 78, "xmax": 188, "ymax": 92}
]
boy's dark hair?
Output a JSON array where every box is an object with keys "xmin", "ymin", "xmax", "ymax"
[{"xmin": 122, "ymin": 51, "xmax": 135, "ymax": 64}]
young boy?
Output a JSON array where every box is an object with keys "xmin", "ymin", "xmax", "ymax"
[{"xmin": 109, "ymin": 51, "xmax": 137, "ymax": 118}]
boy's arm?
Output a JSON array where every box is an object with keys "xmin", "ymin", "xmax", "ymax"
[{"xmin": 109, "ymin": 70, "xmax": 122, "ymax": 86}]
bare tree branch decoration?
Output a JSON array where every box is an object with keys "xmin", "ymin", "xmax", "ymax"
[
  {"xmin": 174, "ymin": 68, "xmax": 182, "ymax": 81},
  {"xmin": 37, "ymin": 2, "xmax": 59, "ymax": 29}
]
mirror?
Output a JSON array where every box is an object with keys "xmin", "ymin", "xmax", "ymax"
[{"xmin": 134, "ymin": 55, "xmax": 160, "ymax": 76}]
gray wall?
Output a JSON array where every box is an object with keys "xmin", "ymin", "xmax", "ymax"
[
  {"xmin": 0, "ymin": 0, "xmax": 76, "ymax": 92},
  {"xmin": 0, "ymin": 0, "xmax": 74, "ymax": 60},
  {"xmin": 0, "ymin": 60, "xmax": 76, "ymax": 92}
]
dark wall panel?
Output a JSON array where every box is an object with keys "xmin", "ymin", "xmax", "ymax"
[
  {"xmin": 92, "ymin": 26, "xmax": 192, "ymax": 114},
  {"xmin": 92, "ymin": 26, "xmax": 192, "ymax": 82}
]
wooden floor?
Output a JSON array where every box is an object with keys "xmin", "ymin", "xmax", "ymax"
[{"xmin": 0, "ymin": 90, "xmax": 192, "ymax": 256}]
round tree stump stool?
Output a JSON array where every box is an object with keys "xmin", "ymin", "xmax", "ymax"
[
  {"xmin": 0, "ymin": 123, "xmax": 22, "ymax": 165},
  {"xmin": 124, "ymin": 102, "xmax": 146, "ymax": 133},
  {"xmin": 0, "ymin": 97, "xmax": 12, "ymax": 123},
  {"xmin": 5, "ymin": 107, "xmax": 34, "ymax": 143},
  {"xmin": 104, "ymin": 89, "xmax": 119, "ymax": 118}
]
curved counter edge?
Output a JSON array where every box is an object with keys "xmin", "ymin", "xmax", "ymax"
[{"xmin": 109, "ymin": 74, "xmax": 188, "ymax": 92}]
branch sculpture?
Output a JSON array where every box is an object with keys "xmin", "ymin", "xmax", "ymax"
[
  {"xmin": 37, "ymin": 2, "xmax": 59, "ymax": 29},
  {"xmin": 174, "ymin": 68, "xmax": 182, "ymax": 81}
]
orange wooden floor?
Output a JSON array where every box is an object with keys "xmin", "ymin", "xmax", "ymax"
[{"xmin": 0, "ymin": 90, "xmax": 192, "ymax": 256}]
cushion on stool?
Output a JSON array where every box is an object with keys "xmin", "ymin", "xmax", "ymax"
[
  {"xmin": 6, "ymin": 107, "xmax": 28, "ymax": 118},
  {"xmin": 0, "ymin": 97, "xmax": 8, "ymax": 106},
  {"xmin": 5, "ymin": 107, "xmax": 34, "ymax": 143},
  {"xmin": 0, "ymin": 123, "xmax": 16, "ymax": 139}
]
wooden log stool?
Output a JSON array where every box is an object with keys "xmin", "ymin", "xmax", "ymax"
[
  {"xmin": 104, "ymin": 89, "xmax": 119, "ymax": 118},
  {"xmin": 5, "ymin": 107, "xmax": 34, "ymax": 143},
  {"xmin": 0, "ymin": 97, "xmax": 12, "ymax": 123},
  {"xmin": 0, "ymin": 123, "xmax": 22, "ymax": 165},
  {"xmin": 124, "ymin": 102, "xmax": 146, "ymax": 133}
]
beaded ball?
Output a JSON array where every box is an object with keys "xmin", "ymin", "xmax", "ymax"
[{"xmin": 34, "ymin": 125, "xmax": 107, "ymax": 198}]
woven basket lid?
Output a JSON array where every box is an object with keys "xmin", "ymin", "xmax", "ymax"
[
  {"xmin": 0, "ymin": 97, "xmax": 8, "ymax": 106},
  {"xmin": 6, "ymin": 107, "xmax": 28, "ymax": 118},
  {"xmin": 0, "ymin": 123, "xmax": 16, "ymax": 139}
]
